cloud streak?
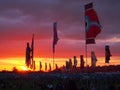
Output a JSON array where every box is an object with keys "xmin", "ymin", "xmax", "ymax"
[{"xmin": 0, "ymin": 0, "xmax": 119, "ymax": 60}]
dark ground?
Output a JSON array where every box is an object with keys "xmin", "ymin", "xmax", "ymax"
[{"xmin": 0, "ymin": 65, "xmax": 120, "ymax": 90}]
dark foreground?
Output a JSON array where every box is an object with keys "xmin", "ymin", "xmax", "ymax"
[{"xmin": 0, "ymin": 71, "xmax": 120, "ymax": 90}]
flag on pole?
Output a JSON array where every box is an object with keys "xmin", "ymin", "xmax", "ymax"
[
  {"xmin": 85, "ymin": 2, "xmax": 101, "ymax": 44},
  {"xmin": 31, "ymin": 34, "xmax": 34, "ymax": 58},
  {"xmin": 26, "ymin": 42, "xmax": 31, "ymax": 67},
  {"xmin": 105, "ymin": 45, "xmax": 112, "ymax": 63},
  {"xmin": 53, "ymin": 22, "xmax": 59, "ymax": 53},
  {"xmin": 91, "ymin": 51, "xmax": 97, "ymax": 67},
  {"xmin": 31, "ymin": 34, "xmax": 34, "ymax": 68}
]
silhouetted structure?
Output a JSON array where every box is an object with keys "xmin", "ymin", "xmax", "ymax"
[{"xmin": 105, "ymin": 45, "xmax": 112, "ymax": 63}]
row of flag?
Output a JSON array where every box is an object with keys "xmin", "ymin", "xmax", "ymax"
[
  {"xmin": 53, "ymin": 2, "xmax": 111, "ymax": 63},
  {"xmin": 53, "ymin": 2, "xmax": 101, "ymax": 53},
  {"xmin": 26, "ymin": 2, "xmax": 112, "ymax": 69}
]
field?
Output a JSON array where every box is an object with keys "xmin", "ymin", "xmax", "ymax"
[{"xmin": 0, "ymin": 70, "xmax": 120, "ymax": 90}]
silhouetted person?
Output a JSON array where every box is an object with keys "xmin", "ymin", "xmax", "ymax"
[
  {"xmin": 69, "ymin": 58, "xmax": 72, "ymax": 70},
  {"xmin": 26, "ymin": 42, "xmax": 31, "ymax": 67},
  {"xmin": 55, "ymin": 64, "xmax": 58, "ymax": 69},
  {"xmin": 45, "ymin": 62, "xmax": 47, "ymax": 71},
  {"xmin": 66, "ymin": 80, "xmax": 78, "ymax": 90},
  {"xmin": 80, "ymin": 55, "xmax": 85, "ymax": 69},
  {"xmin": 73, "ymin": 56, "xmax": 77, "ymax": 69},
  {"xmin": 40, "ymin": 61, "xmax": 42, "ymax": 71},
  {"xmin": 49, "ymin": 63, "xmax": 51, "ymax": 72}
]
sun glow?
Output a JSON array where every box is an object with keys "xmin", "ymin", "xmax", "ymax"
[
  {"xmin": 20, "ymin": 66, "xmax": 28, "ymax": 71},
  {"xmin": 0, "ymin": 56, "xmax": 120, "ymax": 71}
]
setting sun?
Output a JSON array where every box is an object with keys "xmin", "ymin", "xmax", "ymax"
[
  {"xmin": 20, "ymin": 66, "xmax": 28, "ymax": 71},
  {"xmin": 0, "ymin": 0, "xmax": 119, "ymax": 72}
]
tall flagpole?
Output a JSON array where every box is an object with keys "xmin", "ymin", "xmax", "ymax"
[
  {"xmin": 53, "ymin": 22, "xmax": 59, "ymax": 70},
  {"xmin": 84, "ymin": 2, "xmax": 101, "ymax": 70}
]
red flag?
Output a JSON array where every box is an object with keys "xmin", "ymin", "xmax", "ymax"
[
  {"xmin": 53, "ymin": 22, "xmax": 59, "ymax": 53},
  {"xmin": 85, "ymin": 2, "xmax": 101, "ymax": 44}
]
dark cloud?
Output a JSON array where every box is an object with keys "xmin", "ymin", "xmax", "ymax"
[{"xmin": 0, "ymin": 0, "xmax": 120, "ymax": 58}]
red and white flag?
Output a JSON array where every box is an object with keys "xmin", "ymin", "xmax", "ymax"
[{"xmin": 85, "ymin": 2, "xmax": 101, "ymax": 44}]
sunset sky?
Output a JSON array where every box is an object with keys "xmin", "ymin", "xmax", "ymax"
[{"xmin": 0, "ymin": 0, "xmax": 120, "ymax": 71}]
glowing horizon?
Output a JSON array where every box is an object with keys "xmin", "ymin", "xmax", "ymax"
[
  {"xmin": 0, "ymin": 0, "xmax": 120, "ymax": 71},
  {"xmin": 0, "ymin": 56, "xmax": 119, "ymax": 71}
]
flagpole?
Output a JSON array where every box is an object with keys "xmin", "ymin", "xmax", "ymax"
[{"xmin": 52, "ymin": 22, "xmax": 59, "ymax": 70}]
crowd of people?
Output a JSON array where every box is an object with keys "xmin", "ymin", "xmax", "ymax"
[{"xmin": 0, "ymin": 71, "xmax": 120, "ymax": 90}]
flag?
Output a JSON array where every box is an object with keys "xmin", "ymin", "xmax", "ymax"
[
  {"xmin": 31, "ymin": 34, "xmax": 34, "ymax": 58},
  {"xmin": 31, "ymin": 34, "xmax": 34, "ymax": 68},
  {"xmin": 85, "ymin": 2, "xmax": 101, "ymax": 44},
  {"xmin": 26, "ymin": 42, "xmax": 31, "ymax": 67},
  {"xmin": 53, "ymin": 22, "xmax": 59, "ymax": 53},
  {"xmin": 105, "ymin": 45, "xmax": 112, "ymax": 63},
  {"xmin": 91, "ymin": 51, "xmax": 97, "ymax": 67},
  {"xmin": 80, "ymin": 55, "xmax": 85, "ymax": 69}
]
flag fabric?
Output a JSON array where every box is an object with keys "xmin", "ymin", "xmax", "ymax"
[
  {"xmin": 105, "ymin": 45, "xmax": 112, "ymax": 63},
  {"xmin": 85, "ymin": 2, "xmax": 101, "ymax": 44},
  {"xmin": 26, "ymin": 42, "xmax": 31, "ymax": 67},
  {"xmin": 53, "ymin": 22, "xmax": 59, "ymax": 53},
  {"xmin": 31, "ymin": 34, "xmax": 34, "ymax": 59},
  {"xmin": 91, "ymin": 51, "xmax": 97, "ymax": 67},
  {"xmin": 31, "ymin": 34, "xmax": 34, "ymax": 68},
  {"xmin": 80, "ymin": 55, "xmax": 85, "ymax": 69}
]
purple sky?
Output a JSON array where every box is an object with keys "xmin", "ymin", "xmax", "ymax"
[{"xmin": 0, "ymin": 0, "xmax": 120, "ymax": 60}]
